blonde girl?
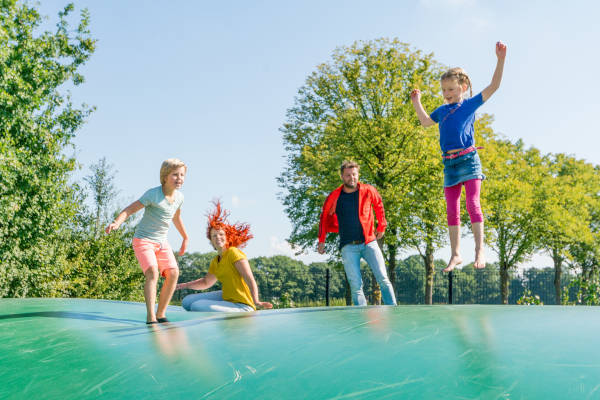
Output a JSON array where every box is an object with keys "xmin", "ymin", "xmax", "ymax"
[
  {"xmin": 411, "ymin": 42, "xmax": 507, "ymax": 272},
  {"xmin": 106, "ymin": 159, "xmax": 189, "ymax": 324}
]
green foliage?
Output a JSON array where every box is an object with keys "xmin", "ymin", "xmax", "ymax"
[
  {"xmin": 63, "ymin": 222, "xmax": 144, "ymax": 301},
  {"xmin": 273, "ymin": 292, "xmax": 295, "ymax": 309},
  {"xmin": 517, "ymin": 290, "xmax": 543, "ymax": 305},
  {"xmin": 84, "ymin": 157, "xmax": 118, "ymax": 236},
  {"xmin": 251, "ymin": 256, "xmax": 346, "ymax": 303},
  {"xmin": 58, "ymin": 159, "xmax": 144, "ymax": 301},
  {"xmin": 564, "ymin": 276, "xmax": 600, "ymax": 306},
  {"xmin": 479, "ymin": 130, "xmax": 547, "ymax": 303},
  {"xmin": 0, "ymin": 1, "xmax": 96, "ymax": 297}
]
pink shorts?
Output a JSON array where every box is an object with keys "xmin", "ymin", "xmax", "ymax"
[{"xmin": 132, "ymin": 238, "xmax": 178, "ymax": 277}]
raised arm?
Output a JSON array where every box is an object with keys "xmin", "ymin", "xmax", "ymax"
[
  {"xmin": 105, "ymin": 200, "xmax": 144, "ymax": 234},
  {"xmin": 234, "ymin": 259, "xmax": 273, "ymax": 309},
  {"xmin": 176, "ymin": 272, "xmax": 217, "ymax": 291},
  {"xmin": 410, "ymin": 89, "xmax": 436, "ymax": 127},
  {"xmin": 172, "ymin": 208, "xmax": 189, "ymax": 256},
  {"xmin": 481, "ymin": 41, "xmax": 507, "ymax": 102}
]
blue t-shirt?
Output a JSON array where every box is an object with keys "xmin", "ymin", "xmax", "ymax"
[
  {"xmin": 134, "ymin": 186, "xmax": 184, "ymax": 243},
  {"xmin": 430, "ymin": 92, "xmax": 484, "ymax": 153},
  {"xmin": 336, "ymin": 190, "xmax": 365, "ymax": 249}
]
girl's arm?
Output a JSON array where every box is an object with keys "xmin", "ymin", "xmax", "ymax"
[
  {"xmin": 176, "ymin": 273, "xmax": 217, "ymax": 291},
  {"xmin": 481, "ymin": 41, "xmax": 507, "ymax": 102},
  {"xmin": 105, "ymin": 200, "xmax": 144, "ymax": 234},
  {"xmin": 410, "ymin": 89, "xmax": 436, "ymax": 127},
  {"xmin": 234, "ymin": 259, "xmax": 273, "ymax": 309},
  {"xmin": 172, "ymin": 208, "xmax": 189, "ymax": 256}
]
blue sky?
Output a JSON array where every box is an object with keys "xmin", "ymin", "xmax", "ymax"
[{"xmin": 39, "ymin": 0, "xmax": 600, "ymax": 268}]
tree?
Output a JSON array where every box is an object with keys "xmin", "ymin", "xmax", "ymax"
[
  {"xmin": 402, "ymin": 118, "xmax": 455, "ymax": 304},
  {"xmin": 537, "ymin": 154, "xmax": 597, "ymax": 304},
  {"xmin": 84, "ymin": 157, "xmax": 118, "ymax": 236},
  {"xmin": 62, "ymin": 160, "xmax": 143, "ymax": 301},
  {"xmin": 278, "ymin": 38, "xmax": 445, "ymax": 298},
  {"xmin": 480, "ymin": 134, "xmax": 545, "ymax": 304},
  {"xmin": 565, "ymin": 169, "xmax": 600, "ymax": 305},
  {"xmin": 0, "ymin": 2, "xmax": 96, "ymax": 296}
]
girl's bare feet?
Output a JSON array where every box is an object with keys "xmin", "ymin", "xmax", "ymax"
[
  {"xmin": 474, "ymin": 248, "xmax": 486, "ymax": 269},
  {"xmin": 444, "ymin": 254, "xmax": 463, "ymax": 272}
]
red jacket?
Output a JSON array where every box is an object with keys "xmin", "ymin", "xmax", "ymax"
[{"xmin": 318, "ymin": 182, "xmax": 387, "ymax": 244}]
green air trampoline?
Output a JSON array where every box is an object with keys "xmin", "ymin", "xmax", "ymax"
[{"xmin": 1, "ymin": 299, "xmax": 599, "ymax": 399}]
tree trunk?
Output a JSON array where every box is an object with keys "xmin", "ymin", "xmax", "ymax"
[
  {"xmin": 552, "ymin": 248, "xmax": 563, "ymax": 305},
  {"xmin": 423, "ymin": 242, "xmax": 435, "ymax": 305},
  {"xmin": 372, "ymin": 280, "xmax": 381, "ymax": 305},
  {"xmin": 385, "ymin": 240, "xmax": 397, "ymax": 295},
  {"xmin": 500, "ymin": 262, "xmax": 509, "ymax": 304},
  {"xmin": 344, "ymin": 273, "xmax": 352, "ymax": 306}
]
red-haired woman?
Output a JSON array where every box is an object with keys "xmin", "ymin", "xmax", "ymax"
[{"xmin": 176, "ymin": 202, "xmax": 273, "ymax": 312}]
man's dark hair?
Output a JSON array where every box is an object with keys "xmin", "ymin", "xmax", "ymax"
[{"xmin": 340, "ymin": 160, "xmax": 360, "ymax": 175}]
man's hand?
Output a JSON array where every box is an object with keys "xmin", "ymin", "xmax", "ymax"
[
  {"xmin": 317, "ymin": 242, "xmax": 325, "ymax": 254},
  {"xmin": 376, "ymin": 231, "xmax": 385, "ymax": 240}
]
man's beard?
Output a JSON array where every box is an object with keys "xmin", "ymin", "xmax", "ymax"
[{"xmin": 343, "ymin": 182, "xmax": 357, "ymax": 189}]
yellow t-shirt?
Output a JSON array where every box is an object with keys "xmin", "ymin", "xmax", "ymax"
[{"xmin": 208, "ymin": 247, "xmax": 256, "ymax": 310}]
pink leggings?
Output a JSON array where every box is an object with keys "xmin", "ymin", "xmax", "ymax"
[{"xmin": 444, "ymin": 179, "xmax": 483, "ymax": 226}]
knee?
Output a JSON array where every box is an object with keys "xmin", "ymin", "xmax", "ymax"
[
  {"xmin": 378, "ymin": 275, "xmax": 392, "ymax": 286},
  {"xmin": 144, "ymin": 267, "xmax": 159, "ymax": 282},
  {"xmin": 181, "ymin": 295, "xmax": 193, "ymax": 310},
  {"xmin": 164, "ymin": 268, "xmax": 179, "ymax": 280},
  {"xmin": 466, "ymin": 198, "xmax": 481, "ymax": 212},
  {"xmin": 350, "ymin": 282, "xmax": 364, "ymax": 292},
  {"xmin": 466, "ymin": 200, "xmax": 483, "ymax": 221},
  {"xmin": 446, "ymin": 210, "xmax": 460, "ymax": 226}
]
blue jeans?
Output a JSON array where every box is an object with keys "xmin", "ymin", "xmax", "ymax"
[
  {"xmin": 340, "ymin": 240, "xmax": 397, "ymax": 306},
  {"xmin": 181, "ymin": 290, "xmax": 254, "ymax": 312}
]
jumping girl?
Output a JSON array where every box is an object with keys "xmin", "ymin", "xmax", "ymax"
[
  {"xmin": 105, "ymin": 158, "xmax": 188, "ymax": 323},
  {"xmin": 410, "ymin": 41, "xmax": 507, "ymax": 272},
  {"xmin": 176, "ymin": 201, "xmax": 272, "ymax": 312}
]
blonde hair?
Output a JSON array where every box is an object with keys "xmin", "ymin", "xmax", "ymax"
[
  {"xmin": 441, "ymin": 67, "xmax": 473, "ymax": 98},
  {"xmin": 160, "ymin": 158, "xmax": 187, "ymax": 184},
  {"xmin": 340, "ymin": 160, "xmax": 360, "ymax": 175}
]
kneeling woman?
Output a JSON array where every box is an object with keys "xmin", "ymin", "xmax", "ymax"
[{"xmin": 176, "ymin": 201, "xmax": 272, "ymax": 312}]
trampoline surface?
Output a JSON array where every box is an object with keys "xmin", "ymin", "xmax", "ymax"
[{"xmin": 1, "ymin": 298, "xmax": 599, "ymax": 399}]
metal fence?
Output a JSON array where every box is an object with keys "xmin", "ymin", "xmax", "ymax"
[
  {"xmin": 173, "ymin": 263, "xmax": 579, "ymax": 307},
  {"xmin": 252, "ymin": 266, "xmax": 577, "ymax": 306}
]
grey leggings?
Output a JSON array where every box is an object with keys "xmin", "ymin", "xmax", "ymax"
[{"xmin": 181, "ymin": 290, "xmax": 254, "ymax": 312}]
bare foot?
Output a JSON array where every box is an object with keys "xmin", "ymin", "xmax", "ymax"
[
  {"xmin": 443, "ymin": 254, "xmax": 463, "ymax": 272},
  {"xmin": 474, "ymin": 249, "xmax": 486, "ymax": 269}
]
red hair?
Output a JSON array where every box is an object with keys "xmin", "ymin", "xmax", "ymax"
[{"xmin": 206, "ymin": 200, "xmax": 253, "ymax": 249}]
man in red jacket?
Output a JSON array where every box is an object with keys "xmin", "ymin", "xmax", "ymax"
[{"xmin": 318, "ymin": 161, "xmax": 397, "ymax": 306}]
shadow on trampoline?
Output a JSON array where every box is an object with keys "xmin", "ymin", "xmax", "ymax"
[
  {"xmin": 0, "ymin": 311, "xmax": 141, "ymax": 325},
  {"xmin": 112, "ymin": 305, "xmax": 361, "ymax": 336}
]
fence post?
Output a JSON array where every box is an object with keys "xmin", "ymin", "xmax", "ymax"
[
  {"xmin": 326, "ymin": 268, "xmax": 330, "ymax": 306},
  {"xmin": 448, "ymin": 270, "xmax": 453, "ymax": 305}
]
